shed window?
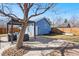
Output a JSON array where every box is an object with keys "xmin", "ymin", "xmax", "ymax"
[{"xmin": 31, "ymin": 23, "xmax": 34, "ymax": 26}]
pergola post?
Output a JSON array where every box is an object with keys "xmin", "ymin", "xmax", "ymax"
[
  {"xmin": 7, "ymin": 23, "xmax": 8, "ymax": 34},
  {"xmin": 10, "ymin": 21, "xmax": 14, "ymax": 44},
  {"xmin": 34, "ymin": 22, "xmax": 36, "ymax": 39}
]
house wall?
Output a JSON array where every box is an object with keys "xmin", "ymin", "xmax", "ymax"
[
  {"xmin": 25, "ymin": 23, "xmax": 34, "ymax": 37},
  {"xmin": 52, "ymin": 28, "xmax": 79, "ymax": 36},
  {"xmin": 37, "ymin": 19, "xmax": 51, "ymax": 35}
]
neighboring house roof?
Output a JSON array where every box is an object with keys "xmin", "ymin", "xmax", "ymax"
[{"xmin": 58, "ymin": 22, "xmax": 71, "ymax": 28}]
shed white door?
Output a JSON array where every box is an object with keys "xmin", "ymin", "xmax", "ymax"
[
  {"xmin": 36, "ymin": 25, "xmax": 38, "ymax": 35},
  {"xmin": 25, "ymin": 24, "xmax": 34, "ymax": 37}
]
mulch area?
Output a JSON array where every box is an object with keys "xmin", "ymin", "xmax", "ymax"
[{"xmin": 1, "ymin": 45, "xmax": 31, "ymax": 56}]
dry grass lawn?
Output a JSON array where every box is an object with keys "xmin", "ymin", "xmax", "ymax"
[{"xmin": 40, "ymin": 34, "xmax": 79, "ymax": 44}]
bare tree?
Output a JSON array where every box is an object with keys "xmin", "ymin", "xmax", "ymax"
[
  {"xmin": 53, "ymin": 16, "xmax": 64, "ymax": 27},
  {"xmin": 0, "ymin": 3, "xmax": 56, "ymax": 49},
  {"xmin": 69, "ymin": 16, "xmax": 79, "ymax": 27}
]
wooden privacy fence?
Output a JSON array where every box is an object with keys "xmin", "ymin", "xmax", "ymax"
[
  {"xmin": 0, "ymin": 27, "xmax": 20, "ymax": 34},
  {"xmin": 52, "ymin": 28, "xmax": 79, "ymax": 36}
]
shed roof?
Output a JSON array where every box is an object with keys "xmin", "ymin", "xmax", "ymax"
[{"xmin": 30, "ymin": 17, "xmax": 51, "ymax": 25}]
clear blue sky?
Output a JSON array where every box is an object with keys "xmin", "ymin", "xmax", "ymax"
[
  {"xmin": 54, "ymin": 3, "xmax": 79, "ymax": 19},
  {"xmin": 43, "ymin": 3, "xmax": 79, "ymax": 21},
  {"xmin": 1, "ymin": 3, "xmax": 79, "ymax": 22}
]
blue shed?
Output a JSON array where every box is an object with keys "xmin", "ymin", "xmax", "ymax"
[{"xmin": 25, "ymin": 17, "xmax": 51, "ymax": 37}]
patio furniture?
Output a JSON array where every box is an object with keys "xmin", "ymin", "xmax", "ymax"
[
  {"xmin": 8, "ymin": 33, "xmax": 17, "ymax": 42},
  {"xmin": 8, "ymin": 33, "xmax": 29, "ymax": 41},
  {"xmin": 24, "ymin": 34, "xmax": 29, "ymax": 41}
]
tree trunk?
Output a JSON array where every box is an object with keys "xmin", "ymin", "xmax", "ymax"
[
  {"xmin": 16, "ymin": 3, "xmax": 28, "ymax": 49},
  {"xmin": 16, "ymin": 23, "xmax": 28, "ymax": 49}
]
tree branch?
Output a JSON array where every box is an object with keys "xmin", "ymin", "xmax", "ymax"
[
  {"xmin": 0, "ymin": 10, "xmax": 20, "ymax": 20},
  {"xmin": 18, "ymin": 3, "xmax": 24, "ymax": 13},
  {"xmin": 28, "ymin": 3, "xmax": 34, "ymax": 15},
  {"xmin": 29, "ymin": 3, "xmax": 34, "ymax": 9},
  {"xmin": 29, "ymin": 3, "xmax": 56, "ymax": 19}
]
